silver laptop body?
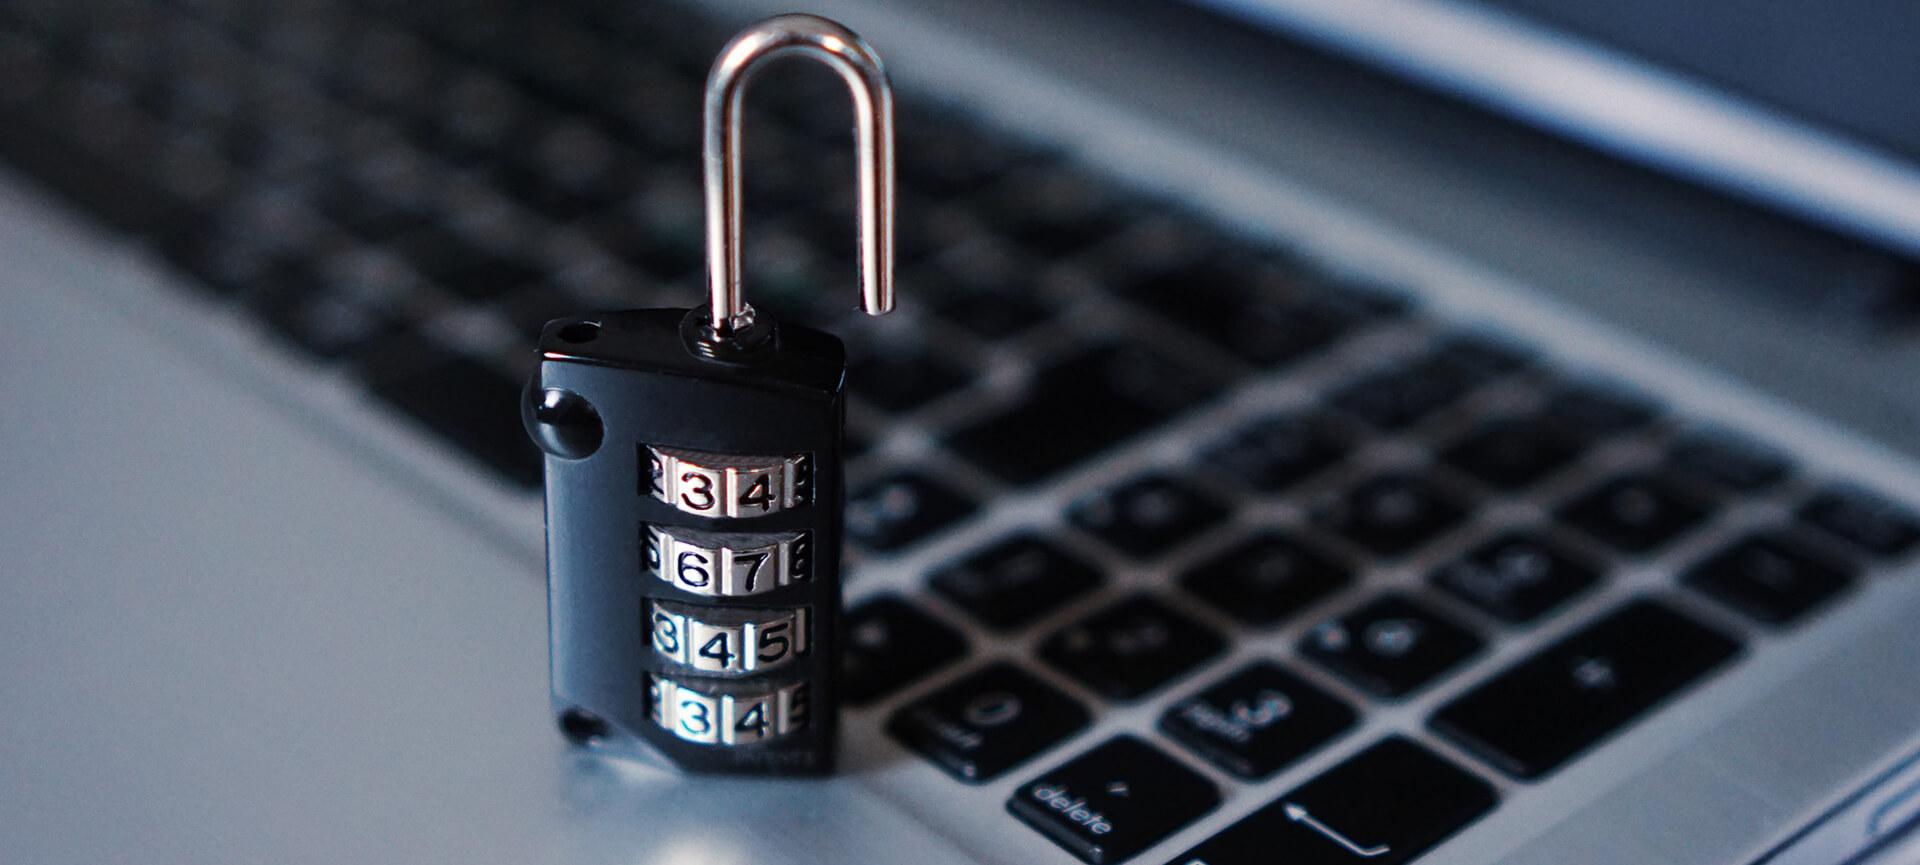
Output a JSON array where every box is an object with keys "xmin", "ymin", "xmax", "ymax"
[{"xmin": 4, "ymin": 0, "xmax": 1920, "ymax": 863}]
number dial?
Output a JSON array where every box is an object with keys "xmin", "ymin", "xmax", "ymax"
[
  {"xmin": 650, "ymin": 601, "xmax": 810, "ymax": 675},
  {"xmin": 648, "ymin": 446, "xmax": 811, "ymax": 518},
  {"xmin": 649, "ymin": 675, "xmax": 812, "ymax": 746},
  {"xmin": 644, "ymin": 524, "xmax": 811, "ymax": 597}
]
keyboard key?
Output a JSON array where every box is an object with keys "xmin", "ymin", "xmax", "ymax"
[
  {"xmin": 896, "ymin": 108, "xmax": 1035, "ymax": 196},
  {"xmin": 1328, "ymin": 352, "xmax": 1491, "ymax": 431},
  {"xmin": 1557, "ymin": 472, "xmax": 1712, "ymax": 553},
  {"xmin": 929, "ymin": 282, "xmax": 1055, "ymax": 341},
  {"xmin": 1684, "ymin": 530, "xmax": 1856, "ymax": 625},
  {"xmin": 847, "ymin": 340, "xmax": 972, "ymax": 413},
  {"xmin": 1300, "ymin": 594, "xmax": 1483, "ymax": 698},
  {"xmin": 1169, "ymin": 737, "xmax": 1496, "ymax": 865},
  {"xmin": 846, "ymin": 471, "xmax": 977, "ymax": 553},
  {"xmin": 1663, "ymin": 431, "xmax": 1791, "ymax": 492},
  {"xmin": 1432, "ymin": 333, "xmax": 1532, "ymax": 379},
  {"xmin": 916, "ymin": 260, "xmax": 1057, "ymax": 341},
  {"xmin": 1543, "ymin": 381, "xmax": 1661, "ymax": 436},
  {"xmin": 364, "ymin": 354, "xmax": 541, "ymax": 487},
  {"xmin": 845, "ymin": 426, "xmax": 875, "ymax": 461},
  {"xmin": 1115, "ymin": 255, "xmax": 1367, "ymax": 367},
  {"xmin": 949, "ymin": 342, "xmax": 1225, "ymax": 483},
  {"xmin": 1040, "ymin": 594, "xmax": 1227, "ymax": 701},
  {"xmin": 1198, "ymin": 412, "xmax": 1355, "ymax": 493},
  {"xmin": 1159, "ymin": 661, "xmax": 1356, "ymax": 779},
  {"xmin": 980, "ymin": 165, "xmax": 1132, "ymax": 257},
  {"xmin": 1178, "ymin": 532, "xmax": 1352, "ymax": 627},
  {"xmin": 1312, "ymin": 472, "xmax": 1472, "ymax": 556},
  {"xmin": 1441, "ymin": 415, "xmax": 1586, "ymax": 490},
  {"xmin": 843, "ymin": 595, "xmax": 968, "ymax": 705},
  {"xmin": 888, "ymin": 662, "xmax": 1088, "ymax": 782},
  {"xmin": 1430, "ymin": 531, "xmax": 1602, "ymax": 624},
  {"xmin": 247, "ymin": 262, "xmax": 405, "ymax": 359},
  {"xmin": 1068, "ymin": 474, "xmax": 1230, "ymax": 560},
  {"xmin": 315, "ymin": 173, "xmax": 431, "ymax": 239},
  {"xmin": 929, "ymin": 534, "xmax": 1104, "ymax": 631},
  {"xmin": 1431, "ymin": 598, "xmax": 1741, "ymax": 779},
  {"xmin": 1008, "ymin": 735, "xmax": 1219, "ymax": 864},
  {"xmin": 393, "ymin": 224, "xmax": 546, "ymax": 300},
  {"xmin": 583, "ymin": 199, "xmax": 701, "ymax": 277},
  {"xmin": 1798, "ymin": 486, "xmax": 1920, "ymax": 559}
]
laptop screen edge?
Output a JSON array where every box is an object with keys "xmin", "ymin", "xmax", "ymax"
[{"xmin": 1193, "ymin": 0, "xmax": 1920, "ymax": 259}]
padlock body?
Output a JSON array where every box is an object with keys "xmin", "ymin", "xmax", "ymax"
[{"xmin": 529, "ymin": 308, "xmax": 844, "ymax": 775}]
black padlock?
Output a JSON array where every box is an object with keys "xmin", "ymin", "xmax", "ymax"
[{"xmin": 522, "ymin": 14, "xmax": 894, "ymax": 776}]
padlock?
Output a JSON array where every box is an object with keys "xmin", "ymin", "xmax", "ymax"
[{"xmin": 522, "ymin": 14, "xmax": 894, "ymax": 775}]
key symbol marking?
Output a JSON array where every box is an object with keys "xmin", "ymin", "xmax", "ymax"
[{"xmin": 1284, "ymin": 802, "xmax": 1390, "ymax": 858}]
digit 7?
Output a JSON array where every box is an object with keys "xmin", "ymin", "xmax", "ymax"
[{"xmin": 733, "ymin": 550, "xmax": 770, "ymax": 593}]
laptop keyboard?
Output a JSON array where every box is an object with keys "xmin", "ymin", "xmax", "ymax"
[{"xmin": 5, "ymin": 0, "xmax": 1920, "ymax": 862}]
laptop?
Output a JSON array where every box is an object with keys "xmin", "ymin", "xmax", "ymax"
[{"xmin": 4, "ymin": 0, "xmax": 1920, "ymax": 862}]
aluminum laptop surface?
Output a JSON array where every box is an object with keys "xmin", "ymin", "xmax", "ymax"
[{"xmin": 2, "ymin": 0, "xmax": 1919, "ymax": 864}]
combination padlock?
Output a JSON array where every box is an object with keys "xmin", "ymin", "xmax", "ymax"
[{"xmin": 522, "ymin": 14, "xmax": 894, "ymax": 776}]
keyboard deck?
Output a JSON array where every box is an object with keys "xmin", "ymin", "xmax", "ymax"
[{"xmin": 4, "ymin": 0, "xmax": 1919, "ymax": 863}]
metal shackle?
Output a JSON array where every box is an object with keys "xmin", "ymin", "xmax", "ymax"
[{"xmin": 702, "ymin": 14, "xmax": 896, "ymax": 340}]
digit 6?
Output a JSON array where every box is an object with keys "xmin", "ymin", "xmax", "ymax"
[{"xmin": 677, "ymin": 550, "xmax": 712, "ymax": 588}]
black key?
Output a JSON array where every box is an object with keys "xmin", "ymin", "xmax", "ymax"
[
  {"xmin": 895, "ymin": 108, "xmax": 1036, "ymax": 196},
  {"xmin": 364, "ymin": 354, "xmax": 541, "ymax": 487},
  {"xmin": 846, "ymin": 471, "xmax": 978, "ymax": 553},
  {"xmin": 1068, "ymin": 474, "xmax": 1230, "ymax": 560},
  {"xmin": 1430, "ymin": 531, "xmax": 1602, "ymax": 624},
  {"xmin": 393, "ymin": 225, "xmax": 547, "ymax": 300},
  {"xmin": 1663, "ymin": 431, "xmax": 1791, "ymax": 492},
  {"xmin": 1008, "ymin": 735, "xmax": 1219, "ymax": 865},
  {"xmin": 888, "ymin": 662, "xmax": 1088, "ymax": 782},
  {"xmin": 1170, "ymin": 737, "xmax": 1496, "ymax": 865},
  {"xmin": 843, "ymin": 595, "xmax": 968, "ymax": 705},
  {"xmin": 980, "ymin": 165, "xmax": 1133, "ymax": 257},
  {"xmin": 930, "ymin": 534, "xmax": 1104, "ymax": 631},
  {"xmin": 1178, "ymin": 532, "xmax": 1351, "ymax": 627},
  {"xmin": 847, "ymin": 341, "xmax": 972, "ymax": 412},
  {"xmin": 492, "ymin": 128, "xmax": 638, "ymax": 220},
  {"xmin": 1328, "ymin": 352, "xmax": 1489, "ymax": 431},
  {"xmin": 1543, "ymin": 381, "xmax": 1661, "ymax": 437},
  {"xmin": 256, "ymin": 287, "xmax": 405, "ymax": 360},
  {"xmin": 1431, "ymin": 598, "xmax": 1741, "ymax": 779},
  {"xmin": 314, "ymin": 174, "xmax": 431, "ymax": 239},
  {"xmin": 1159, "ymin": 661, "xmax": 1356, "ymax": 779},
  {"xmin": 1300, "ymin": 594, "xmax": 1483, "ymax": 698},
  {"xmin": 1313, "ymin": 472, "xmax": 1472, "ymax": 556},
  {"xmin": 1432, "ymin": 333, "xmax": 1532, "ymax": 379},
  {"xmin": 583, "ymin": 199, "xmax": 701, "ymax": 277},
  {"xmin": 1798, "ymin": 486, "xmax": 1920, "ymax": 559},
  {"xmin": 1116, "ymin": 256, "xmax": 1365, "ymax": 367},
  {"xmin": 917, "ymin": 260, "xmax": 1058, "ymax": 341},
  {"xmin": 930, "ymin": 284, "xmax": 1055, "ymax": 341},
  {"xmin": 1684, "ymin": 530, "xmax": 1856, "ymax": 625},
  {"xmin": 1040, "ymin": 594, "xmax": 1227, "ymax": 701},
  {"xmin": 845, "ymin": 427, "xmax": 875, "ymax": 461},
  {"xmin": 1198, "ymin": 412, "xmax": 1354, "ymax": 493},
  {"xmin": 1441, "ymin": 415, "xmax": 1586, "ymax": 490},
  {"xmin": 1557, "ymin": 473, "xmax": 1713, "ymax": 553},
  {"xmin": 949, "ymin": 342, "xmax": 1225, "ymax": 483},
  {"xmin": 246, "ymin": 261, "xmax": 405, "ymax": 359}
]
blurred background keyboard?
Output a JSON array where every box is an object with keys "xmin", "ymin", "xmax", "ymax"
[{"xmin": 5, "ymin": 0, "xmax": 1919, "ymax": 862}]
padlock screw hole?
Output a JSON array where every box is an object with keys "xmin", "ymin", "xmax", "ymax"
[
  {"xmin": 558, "ymin": 707, "xmax": 610, "ymax": 744},
  {"xmin": 556, "ymin": 321, "xmax": 601, "ymax": 344}
]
